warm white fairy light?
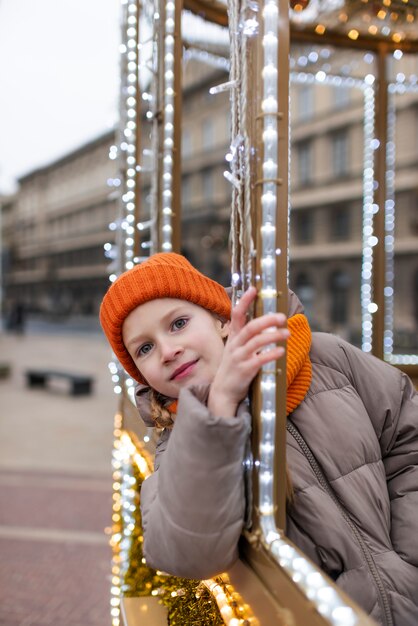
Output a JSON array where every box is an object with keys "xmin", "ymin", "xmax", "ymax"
[
  {"xmin": 258, "ymin": 0, "xmax": 280, "ymax": 541},
  {"xmin": 361, "ymin": 83, "xmax": 376, "ymax": 353},
  {"xmin": 202, "ymin": 577, "xmax": 259, "ymax": 625},
  {"xmin": 253, "ymin": 19, "xmax": 364, "ymax": 625},
  {"xmin": 361, "ymin": 64, "xmax": 418, "ymax": 363},
  {"xmin": 108, "ymin": 361, "xmax": 125, "ymax": 397},
  {"xmin": 290, "ymin": 71, "xmax": 364, "ymax": 90},
  {"xmin": 107, "ymin": 49, "xmax": 136, "ymax": 391},
  {"xmin": 160, "ymin": 0, "xmax": 177, "ymax": 252},
  {"xmin": 390, "ymin": 354, "xmax": 418, "ymax": 365},
  {"xmin": 183, "ymin": 47, "xmax": 230, "ymax": 71},
  {"xmin": 116, "ymin": 0, "xmax": 140, "ymax": 272},
  {"xmin": 384, "ymin": 77, "xmax": 418, "ymax": 365},
  {"xmin": 110, "ymin": 412, "xmax": 124, "ymax": 626},
  {"xmin": 110, "ymin": 424, "xmax": 154, "ymax": 626},
  {"xmin": 263, "ymin": 531, "xmax": 358, "ymax": 626},
  {"xmin": 291, "ymin": 60, "xmax": 417, "ymax": 363},
  {"xmin": 107, "ymin": 0, "xmax": 168, "ymax": 394},
  {"xmin": 111, "ymin": 428, "xmax": 258, "ymax": 624},
  {"xmin": 217, "ymin": 2, "xmax": 366, "ymax": 618},
  {"xmin": 389, "ymin": 79, "xmax": 418, "ymax": 94},
  {"xmin": 383, "ymin": 94, "xmax": 396, "ymax": 362}
]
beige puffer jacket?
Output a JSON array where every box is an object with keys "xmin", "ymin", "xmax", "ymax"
[{"xmin": 136, "ymin": 292, "xmax": 418, "ymax": 626}]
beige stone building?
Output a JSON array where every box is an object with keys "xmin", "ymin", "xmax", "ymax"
[
  {"xmin": 2, "ymin": 52, "xmax": 417, "ymax": 352},
  {"xmin": 2, "ymin": 133, "xmax": 118, "ymax": 318}
]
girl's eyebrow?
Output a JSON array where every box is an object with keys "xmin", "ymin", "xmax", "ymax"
[{"xmin": 126, "ymin": 305, "xmax": 187, "ymax": 349}]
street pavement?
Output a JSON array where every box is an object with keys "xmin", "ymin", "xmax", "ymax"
[{"xmin": 0, "ymin": 327, "xmax": 117, "ymax": 626}]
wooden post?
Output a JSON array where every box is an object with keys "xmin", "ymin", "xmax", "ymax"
[
  {"xmin": 172, "ymin": 0, "xmax": 183, "ymax": 253},
  {"xmin": 274, "ymin": 0, "xmax": 290, "ymax": 533},
  {"xmin": 249, "ymin": 0, "xmax": 289, "ymax": 536},
  {"xmin": 372, "ymin": 46, "xmax": 388, "ymax": 360}
]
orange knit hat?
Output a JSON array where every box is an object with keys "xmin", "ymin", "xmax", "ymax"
[{"xmin": 100, "ymin": 252, "xmax": 231, "ymax": 383}]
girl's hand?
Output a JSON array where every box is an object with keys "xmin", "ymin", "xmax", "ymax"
[{"xmin": 208, "ymin": 286, "xmax": 289, "ymax": 417}]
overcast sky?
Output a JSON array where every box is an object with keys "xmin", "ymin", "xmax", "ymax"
[{"xmin": 0, "ymin": 0, "xmax": 121, "ymax": 194}]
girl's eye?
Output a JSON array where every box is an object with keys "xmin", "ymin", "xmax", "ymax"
[
  {"xmin": 137, "ymin": 343, "xmax": 152, "ymax": 357},
  {"xmin": 172, "ymin": 317, "xmax": 187, "ymax": 331}
]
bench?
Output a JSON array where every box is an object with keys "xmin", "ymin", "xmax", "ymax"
[
  {"xmin": 0, "ymin": 363, "xmax": 11, "ymax": 379},
  {"xmin": 25, "ymin": 369, "xmax": 94, "ymax": 396}
]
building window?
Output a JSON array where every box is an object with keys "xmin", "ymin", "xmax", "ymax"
[
  {"xmin": 414, "ymin": 269, "xmax": 418, "ymax": 325},
  {"xmin": 330, "ymin": 205, "xmax": 350, "ymax": 241},
  {"xmin": 297, "ymin": 85, "xmax": 314, "ymax": 121},
  {"xmin": 294, "ymin": 272, "xmax": 315, "ymax": 321},
  {"xmin": 202, "ymin": 118, "xmax": 214, "ymax": 149},
  {"xmin": 182, "ymin": 128, "xmax": 192, "ymax": 157},
  {"xmin": 202, "ymin": 169, "xmax": 214, "ymax": 201},
  {"xmin": 297, "ymin": 141, "xmax": 312, "ymax": 186},
  {"xmin": 411, "ymin": 193, "xmax": 418, "ymax": 235},
  {"xmin": 332, "ymin": 129, "xmax": 349, "ymax": 177},
  {"xmin": 329, "ymin": 270, "xmax": 351, "ymax": 325},
  {"xmin": 182, "ymin": 176, "xmax": 191, "ymax": 206},
  {"xmin": 333, "ymin": 86, "xmax": 350, "ymax": 108},
  {"xmin": 294, "ymin": 210, "xmax": 314, "ymax": 244}
]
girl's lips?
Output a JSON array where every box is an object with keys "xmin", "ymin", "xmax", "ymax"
[{"xmin": 171, "ymin": 360, "xmax": 198, "ymax": 381}]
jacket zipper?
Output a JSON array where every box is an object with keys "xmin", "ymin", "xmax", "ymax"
[{"xmin": 287, "ymin": 421, "xmax": 393, "ymax": 626}]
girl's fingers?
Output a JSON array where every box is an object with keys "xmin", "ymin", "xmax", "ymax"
[
  {"xmin": 239, "ymin": 328, "xmax": 289, "ymax": 356},
  {"xmin": 229, "ymin": 286, "xmax": 257, "ymax": 334},
  {"xmin": 233, "ymin": 312, "xmax": 288, "ymax": 346},
  {"xmin": 243, "ymin": 346, "xmax": 285, "ymax": 375}
]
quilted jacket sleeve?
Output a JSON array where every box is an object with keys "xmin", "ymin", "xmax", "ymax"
[
  {"xmin": 338, "ymin": 340, "xmax": 418, "ymax": 566},
  {"xmin": 140, "ymin": 383, "xmax": 251, "ymax": 579}
]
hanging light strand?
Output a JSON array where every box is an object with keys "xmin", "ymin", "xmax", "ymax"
[
  {"xmin": 258, "ymin": 0, "xmax": 280, "ymax": 543},
  {"xmin": 120, "ymin": 0, "xmax": 140, "ymax": 273},
  {"xmin": 160, "ymin": 0, "xmax": 177, "ymax": 251},
  {"xmin": 383, "ymin": 93, "xmax": 396, "ymax": 361},
  {"xmin": 228, "ymin": 0, "xmax": 244, "ymax": 305},
  {"xmin": 361, "ymin": 83, "xmax": 376, "ymax": 353}
]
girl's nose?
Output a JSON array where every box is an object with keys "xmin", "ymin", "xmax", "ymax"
[{"xmin": 160, "ymin": 342, "xmax": 183, "ymax": 363}]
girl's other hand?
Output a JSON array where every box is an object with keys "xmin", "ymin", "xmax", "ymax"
[{"xmin": 208, "ymin": 286, "xmax": 289, "ymax": 417}]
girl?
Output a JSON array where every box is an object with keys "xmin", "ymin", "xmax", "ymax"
[{"xmin": 100, "ymin": 252, "xmax": 418, "ymax": 626}]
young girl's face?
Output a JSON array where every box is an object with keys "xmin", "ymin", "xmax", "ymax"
[{"xmin": 122, "ymin": 298, "xmax": 229, "ymax": 398}]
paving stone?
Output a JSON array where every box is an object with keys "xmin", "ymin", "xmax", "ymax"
[
  {"xmin": 0, "ymin": 538, "xmax": 111, "ymax": 626},
  {"xmin": 0, "ymin": 475, "xmax": 112, "ymax": 533},
  {"xmin": 0, "ymin": 332, "xmax": 118, "ymax": 626}
]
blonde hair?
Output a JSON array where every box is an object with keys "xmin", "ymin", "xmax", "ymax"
[{"xmin": 149, "ymin": 390, "xmax": 175, "ymax": 429}]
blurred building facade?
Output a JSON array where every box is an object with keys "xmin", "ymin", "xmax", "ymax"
[
  {"xmin": 1, "ymin": 134, "xmax": 117, "ymax": 319},
  {"xmin": 1, "ymin": 53, "xmax": 417, "ymax": 350},
  {"xmin": 289, "ymin": 47, "xmax": 418, "ymax": 352}
]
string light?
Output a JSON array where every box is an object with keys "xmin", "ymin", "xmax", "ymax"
[
  {"xmin": 258, "ymin": 0, "xmax": 281, "ymax": 546},
  {"xmin": 262, "ymin": 531, "xmax": 358, "ymax": 625},
  {"xmin": 160, "ymin": 0, "xmax": 178, "ymax": 252},
  {"xmin": 108, "ymin": 3, "xmax": 418, "ymax": 624},
  {"xmin": 289, "ymin": 0, "xmax": 418, "ymax": 42},
  {"xmin": 259, "ymin": 9, "xmax": 359, "ymax": 626},
  {"xmin": 290, "ymin": 51, "xmax": 417, "ymax": 364},
  {"xmin": 111, "ymin": 426, "xmax": 258, "ymax": 625},
  {"xmin": 384, "ymin": 76, "xmax": 418, "ymax": 365},
  {"xmin": 361, "ymin": 82, "xmax": 376, "ymax": 353},
  {"xmin": 109, "ymin": 411, "xmax": 124, "ymax": 626},
  {"xmin": 118, "ymin": 0, "xmax": 140, "ymax": 272},
  {"xmin": 383, "ymin": 94, "xmax": 396, "ymax": 362}
]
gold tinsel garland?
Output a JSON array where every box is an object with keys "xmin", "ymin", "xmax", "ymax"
[
  {"xmin": 122, "ymin": 461, "xmax": 225, "ymax": 625},
  {"xmin": 111, "ymin": 421, "xmax": 257, "ymax": 626}
]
